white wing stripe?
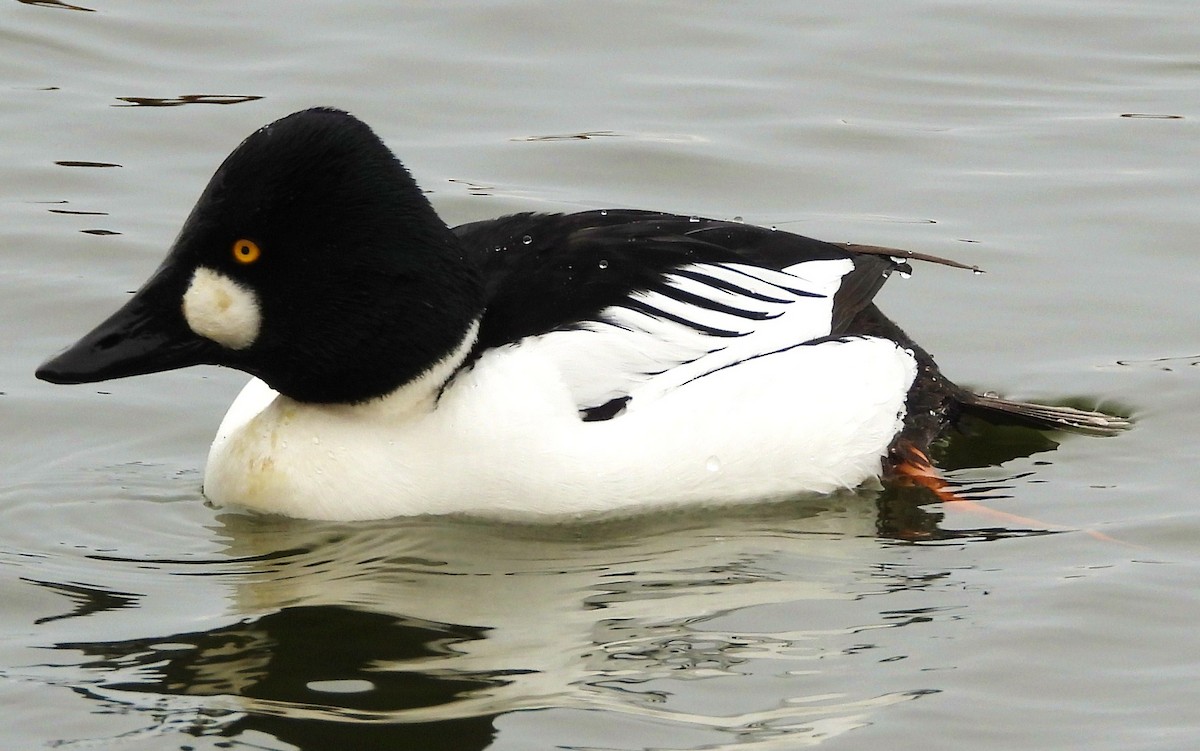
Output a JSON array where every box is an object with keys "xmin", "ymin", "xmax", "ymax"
[
  {"xmin": 625, "ymin": 289, "xmax": 759, "ymax": 337},
  {"xmin": 727, "ymin": 259, "xmax": 851, "ymax": 294},
  {"xmin": 516, "ymin": 258, "xmax": 857, "ymax": 416},
  {"xmin": 670, "ymin": 262, "xmax": 810, "ymax": 298},
  {"xmin": 665, "ymin": 268, "xmax": 795, "ymax": 304},
  {"xmin": 661, "ymin": 272, "xmax": 792, "ymax": 316}
]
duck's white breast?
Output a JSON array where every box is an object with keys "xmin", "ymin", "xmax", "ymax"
[{"xmin": 203, "ymin": 336, "xmax": 916, "ymax": 520}]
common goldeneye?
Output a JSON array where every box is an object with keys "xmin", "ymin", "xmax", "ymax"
[{"xmin": 35, "ymin": 108, "xmax": 1128, "ymax": 520}]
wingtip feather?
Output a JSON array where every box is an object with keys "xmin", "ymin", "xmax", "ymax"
[
  {"xmin": 963, "ymin": 393, "xmax": 1132, "ymax": 436},
  {"xmin": 840, "ymin": 243, "xmax": 983, "ymax": 273}
]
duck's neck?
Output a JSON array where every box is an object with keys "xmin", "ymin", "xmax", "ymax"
[{"xmin": 320, "ymin": 317, "xmax": 481, "ymax": 419}]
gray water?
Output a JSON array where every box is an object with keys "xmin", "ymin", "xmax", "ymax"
[{"xmin": 2, "ymin": 1, "xmax": 1198, "ymax": 749}]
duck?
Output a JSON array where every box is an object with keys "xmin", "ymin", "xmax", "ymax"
[{"xmin": 35, "ymin": 107, "xmax": 1128, "ymax": 520}]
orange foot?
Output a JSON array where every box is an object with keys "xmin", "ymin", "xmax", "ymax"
[
  {"xmin": 888, "ymin": 442, "xmax": 1132, "ymax": 546},
  {"xmin": 890, "ymin": 444, "xmax": 963, "ymax": 504}
]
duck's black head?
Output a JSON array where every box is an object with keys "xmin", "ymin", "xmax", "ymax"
[{"xmin": 37, "ymin": 108, "xmax": 485, "ymax": 403}]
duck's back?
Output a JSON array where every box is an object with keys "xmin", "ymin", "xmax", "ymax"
[{"xmin": 455, "ymin": 210, "xmax": 902, "ymax": 349}]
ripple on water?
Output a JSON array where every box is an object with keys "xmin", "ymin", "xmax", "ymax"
[
  {"xmin": 0, "ymin": 378, "xmax": 1114, "ymax": 750},
  {"xmin": 2, "ymin": 479, "xmax": 1044, "ymax": 750}
]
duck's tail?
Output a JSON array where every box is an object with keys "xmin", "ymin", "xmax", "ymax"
[{"xmin": 958, "ymin": 392, "xmax": 1131, "ymax": 436}]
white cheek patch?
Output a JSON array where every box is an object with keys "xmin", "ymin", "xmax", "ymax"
[{"xmin": 182, "ymin": 267, "xmax": 262, "ymax": 349}]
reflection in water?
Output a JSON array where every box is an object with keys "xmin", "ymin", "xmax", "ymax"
[
  {"xmin": 47, "ymin": 208, "xmax": 109, "ymax": 216},
  {"xmin": 53, "ymin": 160, "xmax": 122, "ymax": 168},
  {"xmin": 30, "ymin": 499, "xmax": 939, "ymax": 749},
  {"xmin": 1113, "ymin": 353, "xmax": 1200, "ymax": 370},
  {"xmin": 26, "ymin": 578, "xmax": 139, "ymax": 625},
  {"xmin": 513, "ymin": 131, "xmax": 708, "ymax": 143},
  {"xmin": 933, "ymin": 415, "xmax": 1061, "ymax": 472},
  {"xmin": 15, "ymin": 0, "xmax": 94, "ymax": 11},
  {"xmin": 59, "ymin": 606, "xmax": 502, "ymax": 750},
  {"xmin": 113, "ymin": 94, "xmax": 263, "ymax": 107},
  {"xmin": 19, "ymin": 424, "xmax": 1071, "ymax": 749}
]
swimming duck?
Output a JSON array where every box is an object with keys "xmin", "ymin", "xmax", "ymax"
[{"xmin": 35, "ymin": 108, "xmax": 1127, "ymax": 520}]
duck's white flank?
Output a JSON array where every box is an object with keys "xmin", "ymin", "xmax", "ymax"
[
  {"xmin": 182, "ymin": 267, "xmax": 261, "ymax": 350},
  {"xmin": 203, "ymin": 325, "xmax": 918, "ymax": 520}
]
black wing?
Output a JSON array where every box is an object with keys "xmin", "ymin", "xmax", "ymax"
[{"xmin": 453, "ymin": 209, "xmax": 908, "ymax": 351}]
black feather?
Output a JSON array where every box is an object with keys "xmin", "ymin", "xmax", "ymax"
[{"xmin": 453, "ymin": 210, "xmax": 906, "ymax": 351}]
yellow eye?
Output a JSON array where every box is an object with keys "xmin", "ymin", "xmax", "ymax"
[{"xmin": 232, "ymin": 238, "xmax": 261, "ymax": 265}]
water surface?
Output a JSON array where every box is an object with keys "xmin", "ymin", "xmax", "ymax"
[{"xmin": 2, "ymin": 1, "xmax": 1198, "ymax": 749}]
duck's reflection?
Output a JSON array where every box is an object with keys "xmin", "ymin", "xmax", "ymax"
[
  {"xmin": 59, "ymin": 605, "xmax": 501, "ymax": 749},
  {"xmin": 44, "ymin": 421, "xmax": 1066, "ymax": 749}
]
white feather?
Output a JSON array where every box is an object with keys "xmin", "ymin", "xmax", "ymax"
[
  {"xmin": 203, "ymin": 334, "xmax": 916, "ymax": 520},
  {"xmin": 182, "ymin": 267, "xmax": 262, "ymax": 350},
  {"xmin": 518, "ymin": 258, "xmax": 854, "ymax": 413}
]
